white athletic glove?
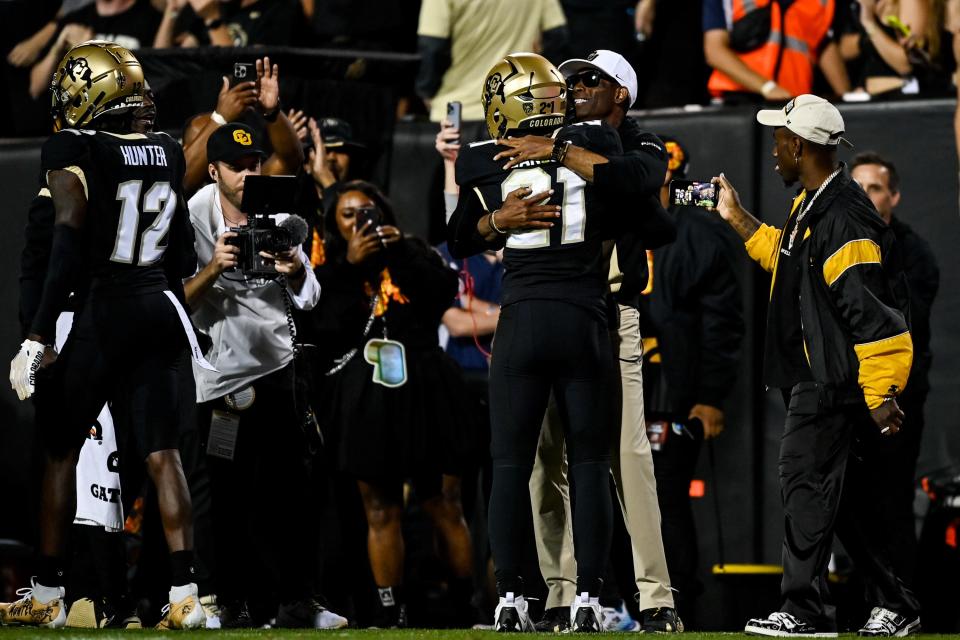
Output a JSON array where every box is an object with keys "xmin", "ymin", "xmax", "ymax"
[{"xmin": 9, "ymin": 339, "xmax": 47, "ymax": 401}]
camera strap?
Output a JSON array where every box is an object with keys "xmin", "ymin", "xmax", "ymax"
[{"xmin": 325, "ymin": 292, "xmax": 380, "ymax": 377}]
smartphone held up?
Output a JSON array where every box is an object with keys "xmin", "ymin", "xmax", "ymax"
[{"xmin": 669, "ymin": 180, "xmax": 719, "ymax": 209}]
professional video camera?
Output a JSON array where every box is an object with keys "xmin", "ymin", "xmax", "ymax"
[{"xmin": 227, "ymin": 175, "xmax": 309, "ymax": 278}]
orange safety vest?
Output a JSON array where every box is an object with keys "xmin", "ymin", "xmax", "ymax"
[{"xmin": 708, "ymin": 0, "xmax": 834, "ymax": 97}]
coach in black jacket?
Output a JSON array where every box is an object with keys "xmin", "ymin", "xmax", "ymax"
[
  {"xmin": 715, "ymin": 95, "xmax": 919, "ymax": 637},
  {"xmin": 639, "ymin": 136, "xmax": 744, "ymax": 624}
]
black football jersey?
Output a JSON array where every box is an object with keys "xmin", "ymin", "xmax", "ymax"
[
  {"xmin": 454, "ymin": 120, "xmax": 623, "ymax": 306},
  {"xmin": 40, "ymin": 128, "xmax": 189, "ymax": 295}
]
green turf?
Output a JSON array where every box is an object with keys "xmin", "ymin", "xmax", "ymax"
[{"xmin": 3, "ymin": 631, "xmax": 960, "ymax": 640}]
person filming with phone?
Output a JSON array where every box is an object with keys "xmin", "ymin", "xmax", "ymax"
[
  {"xmin": 711, "ymin": 95, "xmax": 919, "ymax": 638},
  {"xmin": 313, "ymin": 180, "xmax": 475, "ymax": 627},
  {"xmin": 182, "ymin": 122, "xmax": 347, "ymax": 629}
]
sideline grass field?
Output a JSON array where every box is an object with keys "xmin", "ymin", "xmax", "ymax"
[{"xmin": 4, "ymin": 632, "xmax": 960, "ymax": 640}]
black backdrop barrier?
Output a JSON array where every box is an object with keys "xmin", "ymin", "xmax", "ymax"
[
  {"xmin": 1, "ymin": 99, "xmax": 958, "ymax": 629},
  {"xmin": 0, "ymin": 140, "xmax": 43, "ymax": 547}
]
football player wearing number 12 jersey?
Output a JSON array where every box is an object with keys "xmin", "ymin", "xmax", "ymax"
[
  {"xmin": 5, "ymin": 42, "xmax": 207, "ymax": 630},
  {"xmin": 448, "ymin": 52, "xmax": 630, "ymax": 633}
]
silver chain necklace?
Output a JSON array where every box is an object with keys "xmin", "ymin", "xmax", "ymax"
[{"xmin": 787, "ymin": 166, "xmax": 842, "ymax": 251}]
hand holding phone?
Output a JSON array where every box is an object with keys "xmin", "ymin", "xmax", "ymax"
[
  {"xmin": 446, "ymin": 101, "xmax": 462, "ymax": 142},
  {"xmin": 356, "ymin": 206, "xmax": 381, "ymax": 234},
  {"xmin": 669, "ymin": 180, "xmax": 719, "ymax": 208},
  {"xmin": 231, "ymin": 62, "xmax": 255, "ymax": 87}
]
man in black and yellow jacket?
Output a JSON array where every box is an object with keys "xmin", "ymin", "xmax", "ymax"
[{"xmin": 712, "ymin": 95, "xmax": 919, "ymax": 638}]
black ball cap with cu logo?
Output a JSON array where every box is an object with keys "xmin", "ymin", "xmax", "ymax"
[{"xmin": 207, "ymin": 122, "xmax": 267, "ymax": 164}]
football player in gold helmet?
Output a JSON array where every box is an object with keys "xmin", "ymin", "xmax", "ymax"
[
  {"xmin": 49, "ymin": 40, "xmax": 146, "ymax": 132},
  {"xmin": 480, "ymin": 52, "xmax": 567, "ymax": 141},
  {"xmin": 449, "ymin": 52, "xmax": 632, "ymax": 633},
  {"xmin": 7, "ymin": 41, "xmax": 206, "ymax": 630}
]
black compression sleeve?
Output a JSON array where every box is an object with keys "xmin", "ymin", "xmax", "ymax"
[{"xmin": 29, "ymin": 225, "xmax": 83, "ymax": 342}]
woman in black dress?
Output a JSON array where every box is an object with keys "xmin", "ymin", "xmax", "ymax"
[{"xmin": 315, "ymin": 180, "xmax": 475, "ymax": 626}]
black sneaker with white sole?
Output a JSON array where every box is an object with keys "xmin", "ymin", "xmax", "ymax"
[
  {"xmin": 745, "ymin": 612, "xmax": 838, "ymax": 637},
  {"xmin": 857, "ymin": 607, "xmax": 920, "ymax": 637},
  {"xmin": 494, "ymin": 593, "xmax": 535, "ymax": 633}
]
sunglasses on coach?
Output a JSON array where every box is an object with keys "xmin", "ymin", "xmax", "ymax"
[{"xmin": 567, "ymin": 70, "xmax": 613, "ymax": 88}]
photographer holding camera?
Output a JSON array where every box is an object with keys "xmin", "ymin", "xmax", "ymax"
[{"xmin": 183, "ymin": 122, "xmax": 346, "ymax": 629}]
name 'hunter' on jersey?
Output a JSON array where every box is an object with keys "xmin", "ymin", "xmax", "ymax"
[{"xmin": 119, "ymin": 144, "xmax": 169, "ymax": 167}]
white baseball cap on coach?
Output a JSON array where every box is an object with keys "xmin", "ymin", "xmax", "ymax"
[
  {"xmin": 559, "ymin": 50, "xmax": 639, "ymax": 108},
  {"xmin": 756, "ymin": 94, "xmax": 853, "ymax": 148}
]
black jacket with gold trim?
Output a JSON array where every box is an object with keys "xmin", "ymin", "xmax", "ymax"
[{"xmin": 745, "ymin": 167, "xmax": 912, "ymax": 409}]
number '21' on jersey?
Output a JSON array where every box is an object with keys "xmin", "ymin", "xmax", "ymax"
[{"xmin": 450, "ymin": 120, "xmax": 623, "ymax": 307}]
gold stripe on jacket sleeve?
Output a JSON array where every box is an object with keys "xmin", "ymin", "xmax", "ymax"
[
  {"xmin": 744, "ymin": 224, "xmax": 781, "ymax": 273},
  {"xmin": 822, "ymin": 239, "xmax": 881, "ymax": 287},
  {"xmin": 854, "ymin": 331, "xmax": 913, "ymax": 409}
]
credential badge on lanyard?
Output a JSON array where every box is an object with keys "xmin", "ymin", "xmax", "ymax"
[{"xmin": 363, "ymin": 338, "xmax": 407, "ymax": 388}]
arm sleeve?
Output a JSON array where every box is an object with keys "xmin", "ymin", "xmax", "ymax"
[
  {"xmin": 540, "ymin": 0, "xmax": 569, "ymax": 63},
  {"xmin": 744, "ymin": 223, "xmax": 782, "ymax": 273},
  {"xmin": 288, "ymin": 246, "xmax": 322, "ymax": 310},
  {"xmin": 446, "ymin": 187, "xmax": 505, "ymax": 258},
  {"xmin": 29, "ymin": 224, "xmax": 84, "ymax": 341},
  {"xmin": 592, "ymin": 133, "xmax": 668, "ymax": 197},
  {"xmin": 415, "ymin": 0, "xmax": 452, "ymax": 99},
  {"xmin": 19, "ymin": 192, "xmax": 56, "ymax": 337},
  {"xmin": 702, "ymin": 0, "xmax": 728, "ymax": 31},
  {"xmin": 821, "ymin": 216, "xmax": 912, "ymax": 408},
  {"xmin": 694, "ymin": 230, "xmax": 745, "ymax": 407}
]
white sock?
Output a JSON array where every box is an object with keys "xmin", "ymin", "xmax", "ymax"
[
  {"xmin": 32, "ymin": 582, "xmax": 62, "ymax": 604},
  {"xmin": 169, "ymin": 583, "xmax": 198, "ymax": 603}
]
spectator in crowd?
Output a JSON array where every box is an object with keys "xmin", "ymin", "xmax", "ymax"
[
  {"xmin": 155, "ymin": 0, "xmax": 306, "ymax": 48},
  {"xmin": 640, "ymin": 135, "xmax": 744, "ymax": 625},
  {"xmin": 315, "ymin": 181, "xmax": 474, "ymax": 627},
  {"xmin": 304, "ymin": 117, "xmax": 366, "ymax": 199},
  {"xmin": 840, "ymin": 0, "xmax": 951, "ymax": 97},
  {"xmin": 714, "ymin": 95, "xmax": 919, "ymax": 637},
  {"xmin": 29, "ymin": 0, "xmax": 162, "ymax": 98},
  {"xmin": 703, "ymin": 0, "xmax": 850, "ymax": 102},
  {"xmin": 183, "ymin": 123, "xmax": 345, "ymax": 629},
  {"xmin": 435, "ymin": 127, "xmax": 502, "ymax": 378},
  {"xmin": 487, "ymin": 50, "xmax": 678, "ymax": 633},
  {"xmin": 851, "ymin": 151, "xmax": 939, "ymax": 587},
  {"xmin": 416, "ymin": 0, "xmax": 569, "ymax": 124},
  {"xmin": 180, "ymin": 57, "xmax": 303, "ymax": 198}
]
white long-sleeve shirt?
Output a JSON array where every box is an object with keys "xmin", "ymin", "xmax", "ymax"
[{"xmin": 187, "ymin": 183, "xmax": 320, "ymax": 402}]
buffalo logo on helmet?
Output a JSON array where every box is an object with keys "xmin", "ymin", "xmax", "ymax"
[
  {"xmin": 483, "ymin": 73, "xmax": 504, "ymax": 109},
  {"xmin": 233, "ymin": 129, "xmax": 252, "ymax": 145},
  {"xmin": 65, "ymin": 56, "xmax": 93, "ymax": 88},
  {"xmin": 522, "ymin": 102, "xmax": 534, "ymax": 115}
]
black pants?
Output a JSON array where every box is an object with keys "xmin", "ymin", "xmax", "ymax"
[
  {"xmin": 38, "ymin": 291, "xmax": 187, "ymax": 458},
  {"xmin": 648, "ymin": 416, "xmax": 704, "ymax": 621},
  {"xmin": 198, "ymin": 364, "xmax": 313, "ymax": 610},
  {"xmin": 779, "ymin": 382, "xmax": 919, "ymax": 630},
  {"xmin": 487, "ymin": 300, "xmax": 616, "ymax": 594}
]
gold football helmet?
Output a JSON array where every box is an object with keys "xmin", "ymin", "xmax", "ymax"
[
  {"xmin": 481, "ymin": 52, "xmax": 567, "ymax": 140},
  {"xmin": 50, "ymin": 40, "xmax": 145, "ymax": 131}
]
